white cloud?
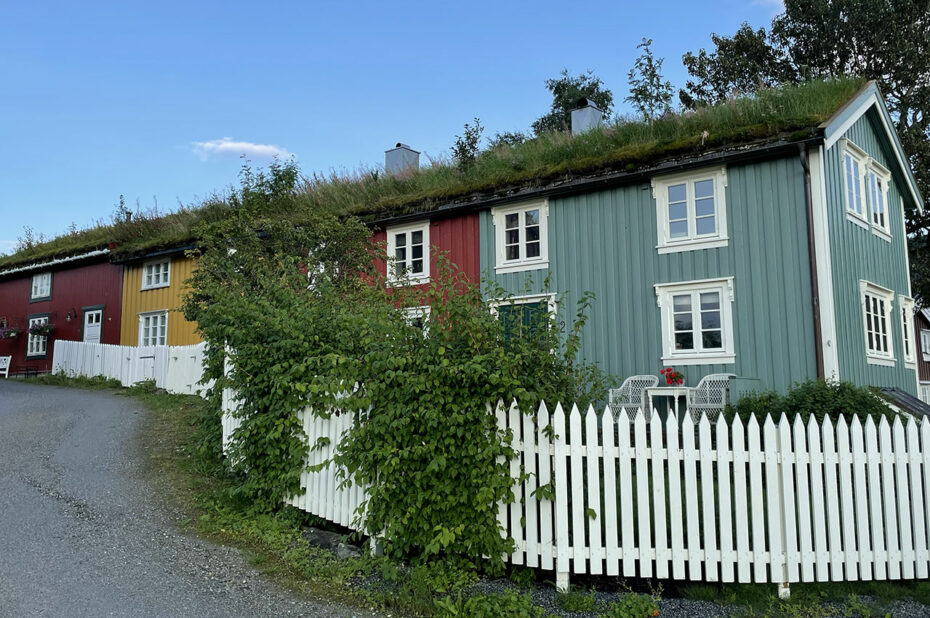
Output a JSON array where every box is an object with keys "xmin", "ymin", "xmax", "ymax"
[
  {"xmin": 753, "ymin": 0, "xmax": 785, "ymax": 12},
  {"xmin": 192, "ymin": 137, "xmax": 292, "ymax": 161}
]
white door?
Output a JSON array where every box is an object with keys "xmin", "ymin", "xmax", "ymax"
[{"xmin": 83, "ymin": 309, "xmax": 102, "ymax": 344}]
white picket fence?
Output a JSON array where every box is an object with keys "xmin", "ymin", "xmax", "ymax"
[
  {"xmin": 52, "ymin": 339, "xmax": 209, "ymax": 395},
  {"xmin": 220, "ymin": 396, "xmax": 930, "ymax": 592}
]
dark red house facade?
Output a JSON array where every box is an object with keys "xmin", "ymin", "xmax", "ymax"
[
  {"xmin": 916, "ymin": 309, "xmax": 930, "ymax": 403},
  {"xmin": 0, "ymin": 252, "xmax": 123, "ymax": 375},
  {"xmin": 371, "ymin": 213, "xmax": 481, "ymax": 285}
]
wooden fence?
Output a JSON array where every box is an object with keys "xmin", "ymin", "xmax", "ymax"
[
  {"xmin": 52, "ymin": 339, "xmax": 209, "ymax": 395},
  {"xmin": 221, "ymin": 396, "xmax": 930, "ymax": 593}
]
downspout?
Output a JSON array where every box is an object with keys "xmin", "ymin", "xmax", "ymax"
[{"xmin": 800, "ymin": 145, "xmax": 825, "ymax": 379}]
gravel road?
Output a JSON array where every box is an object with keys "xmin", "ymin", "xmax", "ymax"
[{"xmin": 0, "ymin": 380, "xmax": 380, "ymax": 618}]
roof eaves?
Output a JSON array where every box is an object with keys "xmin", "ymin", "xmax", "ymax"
[{"xmin": 0, "ymin": 248, "xmax": 110, "ymax": 279}]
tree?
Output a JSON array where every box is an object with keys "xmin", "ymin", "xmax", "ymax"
[
  {"xmin": 680, "ymin": 1, "xmax": 930, "ymax": 299},
  {"xmin": 626, "ymin": 38, "xmax": 675, "ymax": 121},
  {"xmin": 451, "ymin": 117, "xmax": 484, "ymax": 170},
  {"xmin": 531, "ymin": 69, "xmax": 614, "ymax": 135}
]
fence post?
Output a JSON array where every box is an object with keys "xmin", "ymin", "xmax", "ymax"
[{"xmin": 553, "ymin": 403, "xmax": 570, "ymax": 592}]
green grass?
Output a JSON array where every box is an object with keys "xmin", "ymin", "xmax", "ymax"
[
  {"xmin": 0, "ymin": 77, "xmax": 865, "ymax": 270},
  {"xmin": 25, "ymin": 373, "xmax": 123, "ymax": 389}
]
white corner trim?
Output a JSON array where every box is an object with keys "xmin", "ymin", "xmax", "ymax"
[
  {"xmin": 809, "ymin": 147, "xmax": 839, "ymax": 381},
  {"xmin": 902, "ymin": 196, "xmax": 914, "ymax": 298}
]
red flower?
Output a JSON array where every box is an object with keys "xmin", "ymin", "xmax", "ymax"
[
  {"xmin": 666, "ymin": 377, "xmax": 672, "ymax": 384},
  {"xmin": 660, "ymin": 369, "xmax": 667, "ymax": 375}
]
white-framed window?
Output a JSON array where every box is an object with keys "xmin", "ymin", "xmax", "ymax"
[
  {"xmin": 652, "ymin": 167, "xmax": 728, "ymax": 254},
  {"xmin": 30, "ymin": 272, "xmax": 51, "ymax": 300},
  {"xmin": 403, "ymin": 306, "xmax": 431, "ymax": 332},
  {"xmin": 900, "ymin": 296, "xmax": 916, "ymax": 365},
  {"xmin": 386, "ymin": 222, "xmax": 430, "ymax": 284},
  {"xmin": 142, "ymin": 259, "xmax": 171, "ymax": 290},
  {"xmin": 921, "ymin": 382, "xmax": 930, "ymax": 405},
  {"xmin": 922, "ymin": 329, "xmax": 930, "ymax": 362},
  {"xmin": 842, "ymin": 139, "xmax": 868, "ymax": 222},
  {"xmin": 138, "ymin": 311, "xmax": 168, "ymax": 346},
  {"xmin": 489, "ymin": 293, "xmax": 557, "ymax": 339},
  {"xmin": 859, "ymin": 281, "xmax": 895, "ymax": 365},
  {"xmin": 867, "ymin": 160, "xmax": 891, "ymax": 239},
  {"xmin": 491, "ymin": 201, "xmax": 549, "ymax": 274},
  {"xmin": 655, "ymin": 277, "xmax": 735, "ymax": 365},
  {"xmin": 26, "ymin": 315, "xmax": 49, "ymax": 357}
]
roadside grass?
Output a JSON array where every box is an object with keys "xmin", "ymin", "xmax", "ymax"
[{"xmin": 25, "ymin": 373, "xmax": 123, "ymax": 389}]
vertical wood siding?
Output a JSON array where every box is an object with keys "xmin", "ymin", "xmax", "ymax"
[
  {"xmin": 0, "ymin": 261, "xmax": 123, "ymax": 374},
  {"xmin": 372, "ymin": 213, "xmax": 481, "ymax": 284},
  {"xmin": 824, "ymin": 110, "xmax": 918, "ymax": 394},
  {"xmin": 119, "ymin": 255, "xmax": 201, "ymax": 346},
  {"xmin": 480, "ymin": 157, "xmax": 818, "ymax": 394}
]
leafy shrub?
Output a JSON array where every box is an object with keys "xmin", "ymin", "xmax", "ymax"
[
  {"xmin": 434, "ymin": 590, "xmax": 543, "ymax": 618},
  {"xmin": 727, "ymin": 379, "xmax": 895, "ymax": 425},
  {"xmin": 601, "ymin": 593, "xmax": 659, "ymax": 617},
  {"xmin": 558, "ymin": 587, "xmax": 597, "ymax": 612}
]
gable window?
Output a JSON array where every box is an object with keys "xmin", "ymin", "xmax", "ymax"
[
  {"xmin": 867, "ymin": 161, "xmax": 891, "ymax": 239},
  {"xmin": 139, "ymin": 311, "xmax": 168, "ymax": 346},
  {"xmin": 492, "ymin": 201, "xmax": 549, "ymax": 274},
  {"xmin": 922, "ymin": 329, "xmax": 930, "ymax": 362},
  {"xmin": 652, "ymin": 167, "xmax": 728, "ymax": 254},
  {"xmin": 386, "ymin": 222, "xmax": 429, "ymax": 284},
  {"xmin": 900, "ymin": 296, "xmax": 916, "ymax": 365},
  {"xmin": 26, "ymin": 315, "xmax": 49, "ymax": 357},
  {"xmin": 655, "ymin": 278, "xmax": 735, "ymax": 365},
  {"xmin": 860, "ymin": 281, "xmax": 895, "ymax": 365},
  {"xmin": 30, "ymin": 272, "xmax": 51, "ymax": 301},
  {"xmin": 142, "ymin": 259, "xmax": 171, "ymax": 290}
]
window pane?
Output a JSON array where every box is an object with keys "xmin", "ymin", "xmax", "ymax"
[
  {"xmin": 694, "ymin": 179, "xmax": 714, "ymax": 199},
  {"xmin": 668, "ymin": 202, "xmax": 687, "ymax": 221},
  {"xmin": 669, "ymin": 221, "xmax": 688, "ymax": 238},
  {"xmin": 701, "ymin": 310, "xmax": 721, "ymax": 329},
  {"xmin": 674, "ymin": 313, "xmax": 693, "ymax": 331},
  {"xmin": 695, "ymin": 197, "xmax": 715, "ymax": 217},
  {"xmin": 411, "ymin": 244, "xmax": 423, "ymax": 259},
  {"xmin": 702, "ymin": 330, "xmax": 723, "ymax": 349},
  {"xmin": 506, "ymin": 229, "xmax": 519, "ymax": 246},
  {"xmin": 395, "ymin": 233, "xmax": 406, "ymax": 247},
  {"xmin": 526, "ymin": 241, "xmax": 540, "ymax": 258},
  {"xmin": 668, "ymin": 183, "xmax": 686, "ymax": 203},
  {"xmin": 395, "ymin": 247, "xmax": 406, "ymax": 262},
  {"xmin": 525, "ymin": 209, "xmax": 539, "ymax": 226},
  {"xmin": 675, "ymin": 332, "xmax": 694, "ymax": 350},
  {"xmin": 673, "ymin": 295, "xmax": 691, "ymax": 312},
  {"xmin": 505, "ymin": 213, "xmax": 519, "ymax": 229},
  {"xmin": 411, "ymin": 259, "xmax": 423, "ymax": 274},
  {"xmin": 695, "ymin": 216, "xmax": 716, "ymax": 236},
  {"xmin": 526, "ymin": 225, "xmax": 540, "ymax": 242},
  {"xmin": 506, "ymin": 245, "xmax": 520, "ymax": 260},
  {"xmin": 700, "ymin": 292, "xmax": 720, "ymax": 310}
]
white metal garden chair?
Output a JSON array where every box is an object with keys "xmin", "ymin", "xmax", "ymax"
[
  {"xmin": 0, "ymin": 356, "xmax": 10, "ymax": 378},
  {"xmin": 688, "ymin": 373, "xmax": 736, "ymax": 422},
  {"xmin": 609, "ymin": 375, "xmax": 659, "ymax": 421}
]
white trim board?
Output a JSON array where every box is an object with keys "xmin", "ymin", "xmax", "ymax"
[{"xmin": 809, "ymin": 146, "xmax": 840, "ymax": 380}]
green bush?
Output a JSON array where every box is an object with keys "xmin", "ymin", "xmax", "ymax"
[
  {"xmin": 558, "ymin": 587, "xmax": 597, "ymax": 612},
  {"xmin": 600, "ymin": 593, "xmax": 659, "ymax": 617},
  {"xmin": 727, "ymin": 379, "xmax": 896, "ymax": 425},
  {"xmin": 434, "ymin": 590, "xmax": 543, "ymax": 618}
]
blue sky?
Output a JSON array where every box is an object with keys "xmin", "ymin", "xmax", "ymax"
[{"xmin": 0, "ymin": 0, "xmax": 783, "ymax": 255}]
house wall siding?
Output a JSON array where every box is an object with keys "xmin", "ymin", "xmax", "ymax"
[
  {"xmin": 119, "ymin": 255, "xmax": 201, "ymax": 346},
  {"xmin": 372, "ymin": 214, "xmax": 481, "ymax": 284},
  {"xmin": 824, "ymin": 111, "xmax": 917, "ymax": 394},
  {"xmin": 480, "ymin": 156, "xmax": 818, "ymax": 393},
  {"xmin": 0, "ymin": 261, "xmax": 123, "ymax": 374}
]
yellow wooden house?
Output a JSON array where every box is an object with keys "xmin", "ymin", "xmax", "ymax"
[{"xmin": 117, "ymin": 248, "xmax": 202, "ymax": 346}]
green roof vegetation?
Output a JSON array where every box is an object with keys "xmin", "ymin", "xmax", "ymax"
[{"xmin": 0, "ymin": 77, "xmax": 866, "ymax": 271}]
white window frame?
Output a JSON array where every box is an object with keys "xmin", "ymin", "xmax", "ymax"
[
  {"xmin": 655, "ymin": 277, "xmax": 735, "ymax": 365},
  {"xmin": 402, "ymin": 305, "xmax": 431, "ymax": 333},
  {"xmin": 385, "ymin": 221, "xmax": 430, "ymax": 285},
  {"xmin": 899, "ymin": 295, "xmax": 916, "ymax": 366},
  {"xmin": 859, "ymin": 280, "xmax": 895, "ymax": 366},
  {"xmin": 842, "ymin": 139, "xmax": 869, "ymax": 226},
  {"xmin": 491, "ymin": 200, "xmax": 549, "ymax": 274},
  {"xmin": 26, "ymin": 315, "xmax": 49, "ymax": 357},
  {"xmin": 652, "ymin": 166, "xmax": 728, "ymax": 254},
  {"xmin": 30, "ymin": 272, "xmax": 51, "ymax": 300},
  {"xmin": 141, "ymin": 259, "xmax": 171, "ymax": 290},
  {"xmin": 922, "ymin": 329, "xmax": 930, "ymax": 363},
  {"xmin": 867, "ymin": 159, "xmax": 892, "ymax": 240},
  {"xmin": 488, "ymin": 293, "xmax": 557, "ymax": 318},
  {"xmin": 138, "ymin": 310, "xmax": 168, "ymax": 346}
]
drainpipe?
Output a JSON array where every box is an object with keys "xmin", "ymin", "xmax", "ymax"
[{"xmin": 800, "ymin": 145, "xmax": 825, "ymax": 380}]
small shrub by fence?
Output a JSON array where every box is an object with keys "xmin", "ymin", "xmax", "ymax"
[
  {"xmin": 222, "ymin": 395, "xmax": 930, "ymax": 593},
  {"xmin": 52, "ymin": 339, "xmax": 209, "ymax": 395}
]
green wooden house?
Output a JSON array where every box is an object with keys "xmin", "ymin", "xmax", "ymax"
[{"xmin": 375, "ymin": 80, "xmax": 924, "ymax": 399}]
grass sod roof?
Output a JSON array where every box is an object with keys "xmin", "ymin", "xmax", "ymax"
[{"xmin": 0, "ymin": 77, "xmax": 866, "ymax": 271}]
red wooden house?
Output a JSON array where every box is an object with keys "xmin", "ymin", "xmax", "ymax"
[
  {"xmin": 916, "ymin": 308, "xmax": 930, "ymax": 403},
  {"xmin": 0, "ymin": 250, "xmax": 123, "ymax": 375}
]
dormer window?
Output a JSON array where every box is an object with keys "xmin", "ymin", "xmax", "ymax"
[
  {"xmin": 386, "ymin": 222, "xmax": 430, "ymax": 284},
  {"xmin": 653, "ymin": 167, "xmax": 728, "ymax": 254}
]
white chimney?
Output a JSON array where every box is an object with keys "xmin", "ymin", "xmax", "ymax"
[
  {"xmin": 385, "ymin": 143, "xmax": 420, "ymax": 175},
  {"xmin": 571, "ymin": 98, "xmax": 604, "ymax": 135}
]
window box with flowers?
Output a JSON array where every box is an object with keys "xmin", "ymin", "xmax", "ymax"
[
  {"xmin": 0, "ymin": 327, "xmax": 22, "ymax": 339},
  {"xmin": 27, "ymin": 323, "xmax": 55, "ymax": 337}
]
